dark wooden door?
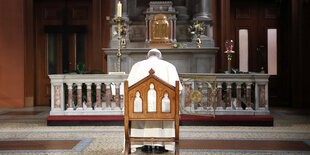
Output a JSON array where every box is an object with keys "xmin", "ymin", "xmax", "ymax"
[
  {"xmin": 35, "ymin": 0, "xmax": 91, "ymax": 106},
  {"xmin": 230, "ymin": 0, "xmax": 281, "ymax": 104}
]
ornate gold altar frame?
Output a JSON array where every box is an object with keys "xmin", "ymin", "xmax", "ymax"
[{"xmin": 179, "ymin": 74, "xmax": 217, "ymax": 117}]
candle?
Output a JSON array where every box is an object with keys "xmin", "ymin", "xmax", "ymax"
[{"xmin": 117, "ymin": 1, "xmax": 122, "ymax": 17}]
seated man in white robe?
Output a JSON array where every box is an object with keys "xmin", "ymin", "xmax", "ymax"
[{"xmin": 127, "ymin": 48, "xmax": 183, "ymax": 154}]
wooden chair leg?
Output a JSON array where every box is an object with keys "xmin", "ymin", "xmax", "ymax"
[
  {"xmin": 124, "ymin": 141, "xmax": 130, "ymax": 154},
  {"xmin": 175, "ymin": 141, "xmax": 179, "ymax": 155}
]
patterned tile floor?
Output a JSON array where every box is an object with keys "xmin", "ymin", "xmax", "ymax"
[{"xmin": 0, "ymin": 106, "xmax": 309, "ymax": 154}]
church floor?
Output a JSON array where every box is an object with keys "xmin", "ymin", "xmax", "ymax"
[{"xmin": 0, "ymin": 106, "xmax": 309, "ymax": 154}]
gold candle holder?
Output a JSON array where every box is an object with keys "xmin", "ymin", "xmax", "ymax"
[
  {"xmin": 224, "ymin": 50, "xmax": 235, "ymax": 73},
  {"xmin": 113, "ymin": 17, "xmax": 124, "ymax": 72}
]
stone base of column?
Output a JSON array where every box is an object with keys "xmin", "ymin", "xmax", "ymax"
[
  {"xmin": 95, "ymin": 107, "xmax": 102, "ymax": 111},
  {"xmin": 235, "ymin": 107, "xmax": 243, "ymax": 110},
  {"xmin": 225, "ymin": 106, "xmax": 233, "ymax": 111},
  {"xmin": 76, "ymin": 107, "xmax": 83, "ymax": 111},
  {"xmin": 85, "ymin": 108, "xmax": 93, "ymax": 111},
  {"xmin": 66, "ymin": 108, "xmax": 74, "ymax": 111},
  {"xmin": 245, "ymin": 107, "xmax": 253, "ymax": 110}
]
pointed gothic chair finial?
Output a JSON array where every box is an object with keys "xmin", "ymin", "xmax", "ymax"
[{"xmin": 149, "ymin": 69, "xmax": 155, "ymax": 75}]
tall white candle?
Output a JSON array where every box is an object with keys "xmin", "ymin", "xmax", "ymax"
[{"xmin": 117, "ymin": 1, "xmax": 122, "ymax": 17}]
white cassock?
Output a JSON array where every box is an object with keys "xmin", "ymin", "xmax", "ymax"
[{"xmin": 127, "ymin": 56, "xmax": 183, "ymax": 152}]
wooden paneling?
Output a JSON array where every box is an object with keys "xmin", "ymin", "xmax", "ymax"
[
  {"xmin": 0, "ymin": 0, "xmax": 25, "ymax": 107},
  {"xmin": 24, "ymin": 0, "xmax": 35, "ymax": 107}
]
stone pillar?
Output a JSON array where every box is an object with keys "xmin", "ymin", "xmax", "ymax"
[
  {"xmin": 246, "ymin": 83, "xmax": 252, "ymax": 110},
  {"xmin": 95, "ymin": 83, "xmax": 102, "ymax": 110},
  {"xmin": 105, "ymin": 83, "xmax": 111, "ymax": 110},
  {"xmin": 86, "ymin": 83, "xmax": 93, "ymax": 110},
  {"xmin": 76, "ymin": 83, "xmax": 83, "ymax": 110},
  {"xmin": 226, "ymin": 82, "xmax": 232, "ymax": 110},
  {"xmin": 236, "ymin": 82, "xmax": 242, "ymax": 110},
  {"xmin": 193, "ymin": 0, "xmax": 212, "ymax": 21},
  {"xmin": 66, "ymin": 83, "xmax": 74, "ymax": 111}
]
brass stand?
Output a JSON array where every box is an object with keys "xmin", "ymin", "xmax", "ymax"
[
  {"xmin": 224, "ymin": 50, "xmax": 235, "ymax": 73},
  {"xmin": 113, "ymin": 17, "xmax": 124, "ymax": 72}
]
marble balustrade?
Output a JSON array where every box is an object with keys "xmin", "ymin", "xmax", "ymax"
[{"xmin": 49, "ymin": 73, "xmax": 269, "ymax": 116}]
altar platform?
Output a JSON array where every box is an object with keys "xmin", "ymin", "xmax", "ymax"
[{"xmin": 47, "ymin": 114, "xmax": 273, "ymax": 126}]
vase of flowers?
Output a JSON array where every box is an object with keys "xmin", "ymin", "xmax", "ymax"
[
  {"xmin": 188, "ymin": 21, "xmax": 206, "ymax": 48},
  {"xmin": 120, "ymin": 24, "xmax": 128, "ymax": 48}
]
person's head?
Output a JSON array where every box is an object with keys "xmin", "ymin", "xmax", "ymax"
[{"xmin": 146, "ymin": 48, "xmax": 162, "ymax": 59}]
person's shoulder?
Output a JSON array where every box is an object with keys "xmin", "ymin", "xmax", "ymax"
[{"xmin": 161, "ymin": 59, "xmax": 176, "ymax": 68}]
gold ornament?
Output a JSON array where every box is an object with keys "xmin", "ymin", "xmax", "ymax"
[{"xmin": 190, "ymin": 90, "xmax": 203, "ymax": 103}]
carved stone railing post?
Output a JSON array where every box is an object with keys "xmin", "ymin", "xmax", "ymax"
[
  {"xmin": 66, "ymin": 83, "xmax": 74, "ymax": 111},
  {"xmin": 86, "ymin": 83, "xmax": 93, "ymax": 110},
  {"xmin": 95, "ymin": 83, "xmax": 102, "ymax": 110},
  {"xmin": 236, "ymin": 82, "xmax": 242, "ymax": 110},
  {"xmin": 226, "ymin": 82, "xmax": 233, "ymax": 110},
  {"xmin": 105, "ymin": 82, "xmax": 111, "ymax": 110},
  {"xmin": 76, "ymin": 83, "xmax": 83, "ymax": 110},
  {"xmin": 216, "ymin": 82, "xmax": 223, "ymax": 110},
  {"xmin": 246, "ymin": 83, "xmax": 252, "ymax": 110},
  {"xmin": 114, "ymin": 82, "xmax": 121, "ymax": 110}
]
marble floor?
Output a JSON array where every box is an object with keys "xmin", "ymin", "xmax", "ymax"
[{"xmin": 0, "ymin": 106, "xmax": 309, "ymax": 154}]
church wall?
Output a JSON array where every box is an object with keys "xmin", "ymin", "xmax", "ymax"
[{"xmin": 0, "ymin": 0, "xmax": 25, "ymax": 107}]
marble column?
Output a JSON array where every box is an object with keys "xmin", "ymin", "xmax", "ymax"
[
  {"xmin": 95, "ymin": 83, "xmax": 102, "ymax": 110},
  {"xmin": 216, "ymin": 82, "xmax": 224, "ymax": 110},
  {"xmin": 66, "ymin": 83, "xmax": 74, "ymax": 111},
  {"xmin": 236, "ymin": 82, "xmax": 243, "ymax": 110},
  {"xmin": 226, "ymin": 82, "xmax": 233, "ymax": 110},
  {"xmin": 193, "ymin": 0, "xmax": 212, "ymax": 21},
  {"xmin": 76, "ymin": 83, "xmax": 83, "ymax": 110},
  {"xmin": 115, "ymin": 82, "xmax": 121, "ymax": 110},
  {"xmin": 105, "ymin": 83, "xmax": 111, "ymax": 110},
  {"xmin": 86, "ymin": 83, "xmax": 93, "ymax": 110}
]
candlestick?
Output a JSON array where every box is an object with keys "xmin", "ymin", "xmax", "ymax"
[
  {"xmin": 224, "ymin": 40, "xmax": 235, "ymax": 73},
  {"xmin": 117, "ymin": 1, "xmax": 122, "ymax": 17}
]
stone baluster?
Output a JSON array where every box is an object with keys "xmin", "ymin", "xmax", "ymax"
[
  {"xmin": 76, "ymin": 83, "xmax": 83, "ymax": 110},
  {"xmin": 226, "ymin": 82, "xmax": 233, "ymax": 110},
  {"xmin": 216, "ymin": 82, "xmax": 223, "ymax": 110},
  {"xmin": 236, "ymin": 82, "xmax": 243, "ymax": 110},
  {"xmin": 66, "ymin": 83, "xmax": 74, "ymax": 111},
  {"xmin": 246, "ymin": 83, "xmax": 252, "ymax": 110},
  {"xmin": 105, "ymin": 82, "xmax": 111, "ymax": 110},
  {"xmin": 114, "ymin": 82, "xmax": 121, "ymax": 110},
  {"xmin": 95, "ymin": 83, "xmax": 102, "ymax": 110},
  {"xmin": 86, "ymin": 83, "xmax": 93, "ymax": 110}
]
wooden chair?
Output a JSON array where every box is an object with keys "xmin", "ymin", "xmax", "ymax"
[{"xmin": 124, "ymin": 69, "xmax": 179, "ymax": 154}]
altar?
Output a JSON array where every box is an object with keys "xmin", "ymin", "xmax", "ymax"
[{"xmin": 103, "ymin": 47, "xmax": 218, "ymax": 74}]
